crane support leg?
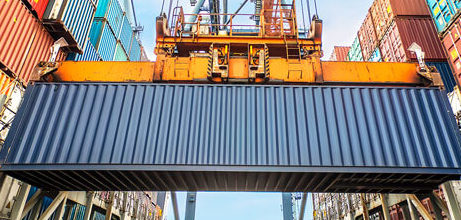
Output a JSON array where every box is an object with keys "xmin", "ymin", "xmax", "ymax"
[
  {"xmin": 185, "ymin": 192, "xmax": 197, "ymax": 220},
  {"xmin": 282, "ymin": 193, "xmax": 293, "ymax": 220}
]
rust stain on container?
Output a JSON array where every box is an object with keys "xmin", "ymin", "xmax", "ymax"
[{"xmin": 0, "ymin": 0, "xmax": 66, "ymax": 85}]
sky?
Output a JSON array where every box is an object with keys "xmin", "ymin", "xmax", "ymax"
[{"xmin": 132, "ymin": 0, "xmax": 373, "ymax": 219}]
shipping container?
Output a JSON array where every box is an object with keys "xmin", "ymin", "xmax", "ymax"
[
  {"xmin": 380, "ymin": 17, "xmax": 446, "ymax": 62},
  {"xmin": 119, "ymin": 15, "xmax": 133, "ymax": 52},
  {"xmin": 67, "ymin": 39, "xmax": 102, "ymax": 61},
  {"xmin": 105, "ymin": 0, "xmax": 124, "ymax": 37},
  {"xmin": 372, "ymin": 0, "xmax": 431, "ymax": 40},
  {"xmin": 43, "ymin": 0, "xmax": 96, "ymax": 52},
  {"xmin": 90, "ymin": 19, "xmax": 117, "ymax": 61},
  {"xmin": 347, "ymin": 36, "xmax": 363, "ymax": 61},
  {"xmin": 95, "ymin": 0, "xmax": 124, "ymax": 36},
  {"xmin": 427, "ymin": 62, "xmax": 457, "ymax": 92},
  {"xmin": 114, "ymin": 42, "xmax": 129, "ymax": 61},
  {"xmin": 368, "ymin": 48, "xmax": 382, "ymax": 62},
  {"xmin": 23, "ymin": 0, "xmax": 50, "ymax": 19},
  {"xmin": 0, "ymin": 0, "xmax": 66, "ymax": 85},
  {"xmin": 426, "ymin": 0, "xmax": 461, "ymax": 33},
  {"xmin": 2, "ymin": 83, "xmax": 461, "ymax": 192},
  {"xmin": 329, "ymin": 46, "xmax": 350, "ymax": 61},
  {"xmin": 129, "ymin": 35, "xmax": 141, "ymax": 61},
  {"xmin": 442, "ymin": 19, "xmax": 461, "ymax": 84},
  {"xmin": 358, "ymin": 12, "xmax": 379, "ymax": 61}
]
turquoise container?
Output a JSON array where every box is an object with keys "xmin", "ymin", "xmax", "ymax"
[
  {"xmin": 347, "ymin": 36, "xmax": 364, "ymax": 61},
  {"xmin": 95, "ymin": 0, "xmax": 124, "ymax": 36},
  {"xmin": 114, "ymin": 42, "xmax": 129, "ymax": 61},
  {"xmin": 426, "ymin": 0, "xmax": 461, "ymax": 33}
]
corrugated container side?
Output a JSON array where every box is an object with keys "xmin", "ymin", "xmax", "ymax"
[
  {"xmin": 105, "ymin": 0, "xmax": 123, "ymax": 37},
  {"xmin": 368, "ymin": 48, "xmax": 382, "ymax": 62},
  {"xmin": 442, "ymin": 21, "xmax": 461, "ymax": 84},
  {"xmin": 348, "ymin": 36, "xmax": 364, "ymax": 61},
  {"xmin": 371, "ymin": 0, "xmax": 389, "ymax": 41},
  {"xmin": 3, "ymin": 83, "xmax": 461, "ymax": 168},
  {"xmin": 24, "ymin": 0, "xmax": 50, "ymax": 19},
  {"xmin": 387, "ymin": 0, "xmax": 431, "ymax": 16},
  {"xmin": 427, "ymin": 61, "xmax": 457, "ymax": 92},
  {"xmin": 129, "ymin": 36, "xmax": 141, "ymax": 61},
  {"xmin": 380, "ymin": 17, "xmax": 446, "ymax": 62},
  {"xmin": 119, "ymin": 16, "xmax": 133, "ymax": 52},
  {"xmin": 89, "ymin": 18, "xmax": 105, "ymax": 48},
  {"xmin": 113, "ymin": 42, "xmax": 128, "ymax": 61},
  {"xmin": 97, "ymin": 22, "xmax": 117, "ymax": 61},
  {"xmin": 0, "ymin": 0, "xmax": 66, "ymax": 85},
  {"xmin": 18, "ymin": 26, "xmax": 67, "ymax": 84},
  {"xmin": 43, "ymin": 0, "xmax": 96, "ymax": 51},
  {"xmin": 358, "ymin": 12, "xmax": 378, "ymax": 61},
  {"xmin": 95, "ymin": 0, "xmax": 111, "ymax": 17},
  {"xmin": 67, "ymin": 40, "xmax": 102, "ymax": 61},
  {"xmin": 426, "ymin": 0, "xmax": 461, "ymax": 32}
]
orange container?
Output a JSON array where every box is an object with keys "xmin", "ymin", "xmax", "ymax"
[
  {"xmin": 0, "ymin": 0, "xmax": 66, "ymax": 85},
  {"xmin": 442, "ymin": 20, "xmax": 461, "ymax": 84},
  {"xmin": 358, "ymin": 12, "xmax": 379, "ymax": 61}
]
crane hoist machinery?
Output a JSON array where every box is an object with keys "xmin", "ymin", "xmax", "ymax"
[{"xmin": 1, "ymin": 0, "xmax": 461, "ymax": 194}]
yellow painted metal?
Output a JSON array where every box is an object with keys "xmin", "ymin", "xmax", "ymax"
[
  {"xmin": 321, "ymin": 61, "xmax": 424, "ymax": 84},
  {"xmin": 54, "ymin": 62, "xmax": 155, "ymax": 82},
  {"xmin": 50, "ymin": 59, "xmax": 427, "ymax": 86}
]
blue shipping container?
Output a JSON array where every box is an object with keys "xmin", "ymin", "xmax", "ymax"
[
  {"xmin": 44, "ymin": 0, "xmax": 96, "ymax": 51},
  {"xmin": 105, "ymin": 0, "xmax": 124, "ymax": 36},
  {"xmin": 95, "ymin": 0, "xmax": 124, "ymax": 37},
  {"xmin": 130, "ymin": 36, "xmax": 141, "ymax": 61},
  {"xmin": 426, "ymin": 0, "xmax": 461, "ymax": 32},
  {"xmin": 427, "ymin": 62, "xmax": 457, "ymax": 92},
  {"xmin": 67, "ymin": 40, "xmax": 102, "ymax": 61},
  {"xmin": 119, "ymin": 16, "xmax": 133, "ymax": 52},
  {"xmin": 89, "ymin": 19, "xmax": 117, "ymax": 61},
  {"xmin": 2, "ymin": 83, "xmax": 461, "ymax": 192}
]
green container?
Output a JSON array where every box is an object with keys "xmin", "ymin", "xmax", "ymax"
[
  {"xmin": 113, "ymin": 42, "xmax": 128, "ymax": 61},
  {"xmin": 347, "ymin": 36, "xmax": 364, "ymax": 61}
]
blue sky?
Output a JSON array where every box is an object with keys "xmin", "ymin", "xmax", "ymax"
[{"xmin": 132, "ymin": 0, "xmax": 373, "ymax": 219}]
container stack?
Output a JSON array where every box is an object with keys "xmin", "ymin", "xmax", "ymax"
[
  {"xmin": 346, "ymin": 0, "xmax": 458, "ymax": 92},
  {"xmin": 72, "ymin": 0, "xmax": 143, "ymax": 62},
  {"xmin": 426, "ymin": 0, "xmax": 461, "ymax": 89},
  {"xmin": 329, "ymin": 46, "xmax": 351, "ymax": 61}
]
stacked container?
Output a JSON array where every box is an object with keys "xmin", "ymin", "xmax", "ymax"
[
  {"xmin": 329, "ymin": 46, "xmax": 351, "ymax": 61},
  {"xmin": 42, "ymin": 0, "xmax": 97, "ymax": 53},
  {"xmin": 76, "ymin": 0, "xmax": 142, "ymax": 61},
  {"xmin": 0, "ymin": 0, "xmax": 67, "ymax": 85},
  {"xmin": 348, "ymin": 0, "xmax": 457, "ymax": 92},
  {"xmin": 426, "ymin": 0, "xmax": 461, "ymax": 88},
  {"xmin": 347, "ymin": 37, "xmax": 364, "ymax": 61},
  {"xmin": 23, "ymin": 0, "xmax": 50, "ymax": 19}
]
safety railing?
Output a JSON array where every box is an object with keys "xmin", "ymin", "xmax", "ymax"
[{"xmin": 169, "ymin": 6, "xmax": 298, "ymax": 38}]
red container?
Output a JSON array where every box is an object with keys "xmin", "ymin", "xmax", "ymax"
[
  {"xmin": 371, "ymin": 0, "xmax": 431, "ymax": 41},
  {"xmin": 379, "ymin": 17, "xmax": 446, "ymax": 62},
  {"xmin": 0, "ymin": 0, "xmax": 66, "ymax": 85},
  {"xmin": 24, "ymin": 0, "xmax": 50, "ymax": 19},
  {"xmin": 442, "ymin": 18, "xmax": 461, "ymax": 85},
  {"xmin": 358, "ymin": 12, "xmax": 379, "ymax": 61},
  {"xmin": 329, "ymin": 46, "xmax": 351, "ymax": 61}
]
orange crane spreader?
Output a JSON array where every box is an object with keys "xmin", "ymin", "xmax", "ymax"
[{"xmin": 33, "ymin": 0, "xmax": 443, "ymax": 87}]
